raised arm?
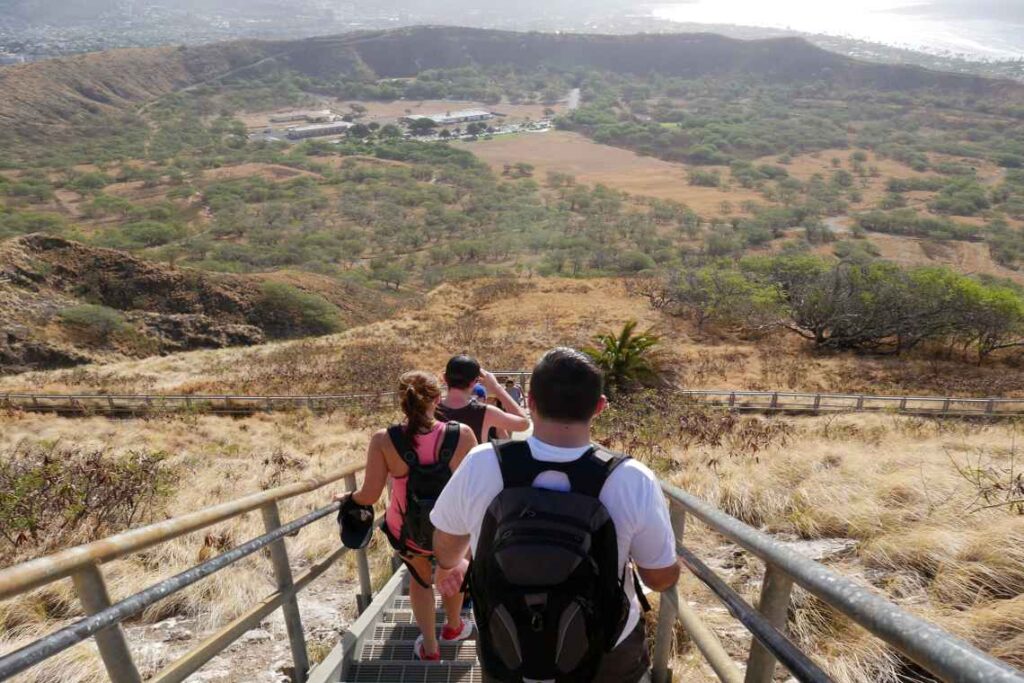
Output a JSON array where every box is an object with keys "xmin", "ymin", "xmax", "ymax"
[{"xmin": 479, "ymin": 370, "xmax": 531, "ymax": 433}]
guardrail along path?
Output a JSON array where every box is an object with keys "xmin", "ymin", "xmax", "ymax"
[{"xmin": 5, "ymin": 383, "xmax": 1024, "ymax": 419}]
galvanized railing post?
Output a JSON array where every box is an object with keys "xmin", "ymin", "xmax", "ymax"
[
  {"xmin": 261, "ymin": 502, "xmax": 310, "ymax": 683},
  {"xmin": 72, "ymin": 564, "xmax": 142, "ymax": 683},
  {"xmin": 652, "ymin": 502, "xmax": 686, "ymax": 683},
  {"xmin": 345, "ymin": 473, "xmax": 373, "ymax": 613},
  {"xmin": 743, "ymin": 564, "xmax": 795, "ymax": 683}
]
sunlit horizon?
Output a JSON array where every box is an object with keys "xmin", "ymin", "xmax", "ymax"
[{"xmin": 650, "ymin": 0, "xmax": 1024, "ymax": 60}]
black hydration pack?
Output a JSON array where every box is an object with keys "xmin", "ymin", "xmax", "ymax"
[
  {"xmin": 385, "ymin": 422, "xmax": 460, "ymax": 552},
  {"xmin": 471, "ymin": 440, "xmax": 631, "ymax": 683}
]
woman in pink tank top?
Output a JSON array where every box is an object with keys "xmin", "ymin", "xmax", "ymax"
[{"xmin": 335, "ymin": 371, "xmax": 478, "ymax": 662}]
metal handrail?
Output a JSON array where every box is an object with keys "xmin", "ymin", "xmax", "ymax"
[
  {"xmin": 675, "ymin": 545, "xmax": 833, "ymax": 683},
  {"xmin": 0, "ymin": 502, "xmax": 341, "ymax": 680},
  {"xmin": 655, "ymin": 481, "xmax": 1024, "ymax": 683},
  {"xmin": 0, "ymin": 462, "xmax": 364, "ymax": 599},
  {"xmin": 0, "ymin": 463, "xmax": 372, "ymax": 683}
]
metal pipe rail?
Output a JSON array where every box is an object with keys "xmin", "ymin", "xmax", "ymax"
[
  {"xmin": 651, "ymin": 481, "xmax": 1024, "ymax": 683},
  {"xmin": 4, "ymin": 383, "xmax": 1024, "ymax": 418},
  {"xmin": 675, "ymin": 389, "xmax": 1024, "ymax": 417},
  {"xmin": 0, "ymin": 463, "xmax": 373, "ymax": 683}
]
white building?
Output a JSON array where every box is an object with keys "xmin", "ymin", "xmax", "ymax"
[
  {"xmin": 286, "ymin": 122, "xmax": 354, "ymax": 139},
  {"xmin": 403, "ymin": 109, "xmax": 494, "ymax": 126}
]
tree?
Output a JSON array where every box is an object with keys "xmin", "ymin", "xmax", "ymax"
[
  {"xmin": 647, "ymin": 267, "xmax": 782, "ymax": 332},
  {"xmin": 952, "ymin": 280, "xmax": 1024, "ymax": 363},
  {"xmin": 584, "ymin": 321, "xmax": 661, "ymax": 396},
  {"xmin": 347, "ymin": 123, "xmax": 371, "ymax": 139},
  {"xmin": 407, "ymin": 119, "xmax": 438, "ymax": 136}
]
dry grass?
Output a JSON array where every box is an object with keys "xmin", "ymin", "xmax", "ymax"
[
  {"xmin": 457, "ymin": 131, "xmax": 764, "ymax": 214},
  {"xmin": 2, "ymin": 341, "xmax": 1024, "ymax": 680},
  {"xmin": 599, "ymin": 406, "xmax": 1024, "ymax": 682},
  {"xmin": 0, "ymin": 410, "xmax": 374, "ymax": 682}
]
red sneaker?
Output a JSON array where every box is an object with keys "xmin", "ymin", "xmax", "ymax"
[
  {"xmin": 413, "ymin": 635, "xmax": 440, "ymax": 662},
  {"xmin": 441, "ymin": 619, "xmax": 474, "ymax": 642}
]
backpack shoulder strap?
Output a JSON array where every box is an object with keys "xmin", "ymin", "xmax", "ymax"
[
  {"xmin": 386, "ymin": 425, "xmax": 419, "ymax": 469},
  {"xmin": 437, "ymin": 421, "xmax": 461, "ymax": 466},
  {"xmin": 494, "ymin": 439, "xmax": 545, "ymax": 489},
  {"xmin": 565, "ymin": 446, "xmax": 631, "ymax": 499}
]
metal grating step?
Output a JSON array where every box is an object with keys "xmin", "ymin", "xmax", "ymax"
[
  {"xmin": 343, "ymin": 662, "xmax": 482, "ymax": 683},
  {"xmin": 359, "ymin": 640, "xmax": 478, "ymax": 662},
  {"xmin": 391, "ymin": 596, "xmax": 471, "ymax": 611},
  {"xmin": 382, "ymin": 609, "xmax": 477, "ymax": 625},
  {"xmin": 373, "ymin": 624, "xmax": 428, "ymax": 641}
]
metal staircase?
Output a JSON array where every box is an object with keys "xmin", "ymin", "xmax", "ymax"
[{"xmin": 312, "ymin": 567, "xmax": 482, "ymax": 683}]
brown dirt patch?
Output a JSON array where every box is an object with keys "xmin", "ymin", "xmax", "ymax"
[
  {"xmin": 867, "ymin": 233, "xmax": 1024, "ymax": 285},
  {"xmin": 459, "ymin": 131, "xmax": 761, "ymax": 213},
  {"xmin": 762, "ymin": 149, "xmax": 927, "ymax": 207},
  {"xmin": 52, "ymin": 189, "xmax": 84, "ymax": 218},
  {"xmin": 201, "ymin": 163, "xmax": 319, "ymax": 183}
]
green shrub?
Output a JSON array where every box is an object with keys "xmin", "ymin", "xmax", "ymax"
[
  {"xmin": 254, "ymin": 282, "xmax": 343, "ymax": 339},
  {"xmin": 58, "ymin": 304, "xmax": 127, "ymax": 344},
  {"xmin": 67, "ymin": 171, "xmax": 112, "ymax": 193},
  {"xmin": 0, "ymin": 445, "xmax": 174, "ymax": 559},
  {"xmin": 688, "ymin": 170, "xmax": 721, "ymax": 187}
]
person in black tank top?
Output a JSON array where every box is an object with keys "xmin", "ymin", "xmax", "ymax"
[
  {"xmin": 436, "ymin": 400, "xmax": 488, "ymax": 443},
  {"xmin": 437, "ymin": 355, "xmax": 531, "ymax": 443}
]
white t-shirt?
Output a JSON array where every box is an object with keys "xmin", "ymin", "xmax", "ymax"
[{"xmin": 430, "ymin": 436, "xmax": 677, "ymax": 647}]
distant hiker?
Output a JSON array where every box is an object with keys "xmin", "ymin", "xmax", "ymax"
[
  {"xmin": 436, "ymin": 354, "xmax": 530, "ymax": 442},
  {"xmin": 334, "ymin": 370, "xmax": 478, "ymax": 661},
  {"xmin": 504, "ymin": 378, "xmax": 524, "ymax": 407},
  {"xmin": 431, "ymin": 348, "xmax": 679, "ymax": 683}
]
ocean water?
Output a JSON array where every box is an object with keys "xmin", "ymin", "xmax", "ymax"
[{"xmin": 650, "ymin": 0, "xmax": 1024, "ymax": 61}]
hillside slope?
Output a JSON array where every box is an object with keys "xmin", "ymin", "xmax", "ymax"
[
  {"xmin": 0, "ymin": 42, "xmax": 270, "ymax": 132},
  {"xmin": 2, "ymin": 27, "xmax": 1020, "ymax": 141},
  {"xmin": 0, "ymin": 234, "xmax": 392, "ymax": 373},
  {"xmin": 5, "ymin": 276, "xmax": 1024, "ymax": 400}
]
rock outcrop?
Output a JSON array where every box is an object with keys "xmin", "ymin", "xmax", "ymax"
[{"xmin": 0, "ymin": 235, "xmax": 268, "ymax": 374}]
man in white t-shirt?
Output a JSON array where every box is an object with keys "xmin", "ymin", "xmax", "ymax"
[{"xmin": 431, "ymin": 347, "xmax": 679, "ymax": 682}]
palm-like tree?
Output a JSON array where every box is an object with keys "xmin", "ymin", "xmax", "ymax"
[{"xmin": 584, "ymin": 321, "xmax": 661, "ymax": 396}]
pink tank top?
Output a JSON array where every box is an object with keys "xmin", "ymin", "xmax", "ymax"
[{"xmin": 385, "ymin": 421, "xmax": 448, "ymax": 554}]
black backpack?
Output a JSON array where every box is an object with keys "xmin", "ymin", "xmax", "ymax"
[
  {"xmin": 470, "ymin": 440, "xmax": 632, "ymax": 683},
  {"xmin": 385, "ymin": 422, "xmax": 461, "ymax": 552}
]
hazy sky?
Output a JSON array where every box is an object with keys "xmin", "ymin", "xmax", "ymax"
[{"xmin": 651, "ymin": 0, "xmax": 1024, "ymax": 59}]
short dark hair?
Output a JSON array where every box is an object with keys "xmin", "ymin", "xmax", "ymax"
[
  {"xmin": 529, "ymin": 347, "xmax": 603, "ymax": 422},
  {"xmin": 505, "ymin": 379, "xmax": 514, "ymax": 386},
  {"xmin": 445, "ymin": 354, "xmax": 481, "ymax": 390}
]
